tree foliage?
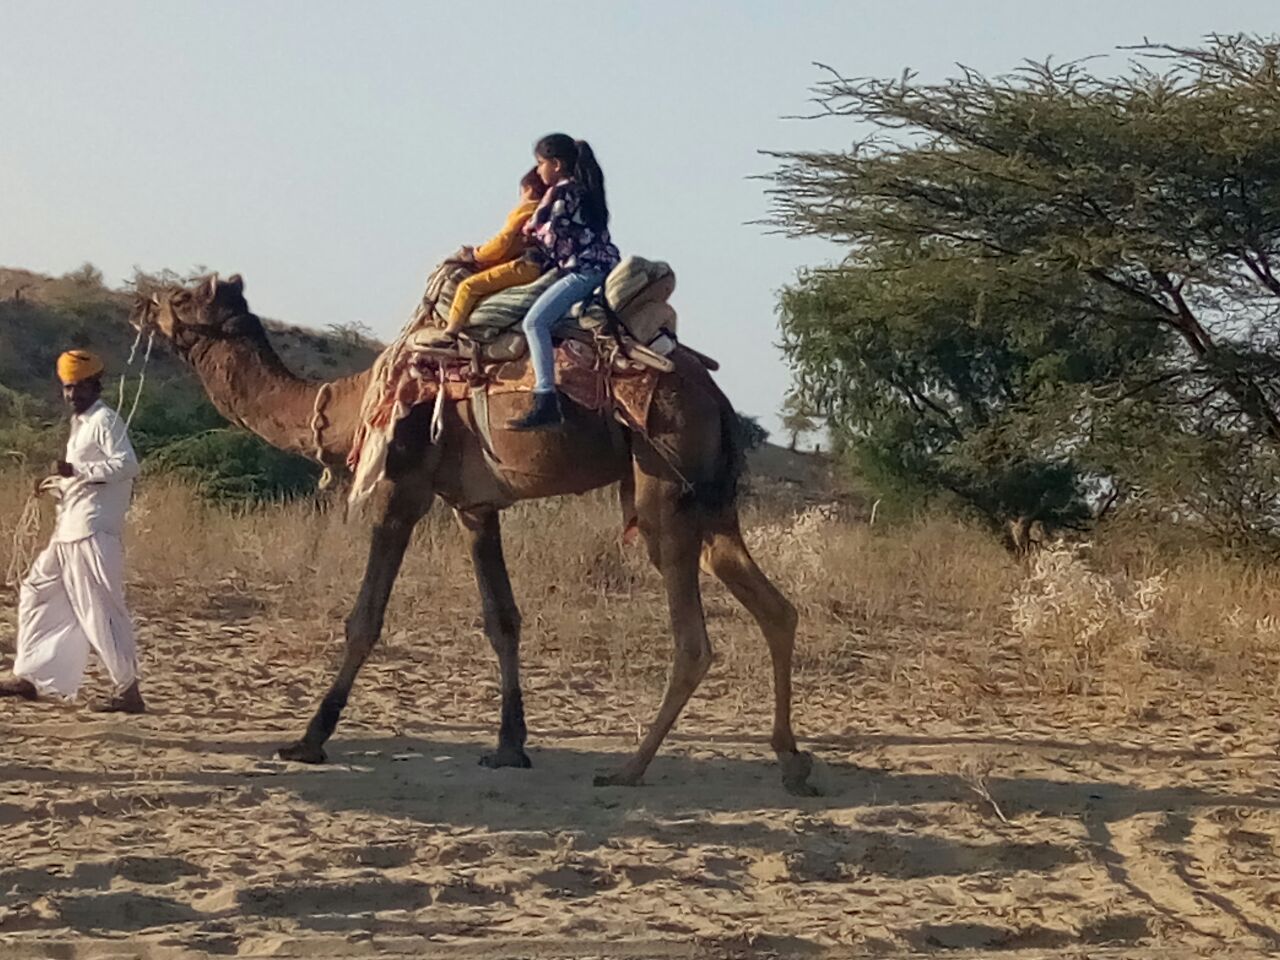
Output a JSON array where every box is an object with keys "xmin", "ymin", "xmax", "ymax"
[{"xmin": 768, "ymin": 35, "xmax": 1280, "ymax": 542}]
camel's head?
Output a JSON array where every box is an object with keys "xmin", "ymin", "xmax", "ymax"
[{"xmin": 131, "ymin": 273, "xmax": 249, "ymax": 356}]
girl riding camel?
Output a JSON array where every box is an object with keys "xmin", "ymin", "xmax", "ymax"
[{"xmin": 508, "ymin": 134, "xmax": 620, "ymax": 431}]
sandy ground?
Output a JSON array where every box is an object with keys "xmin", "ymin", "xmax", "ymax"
[{"xmin": 3, "ymin": 590, "xmax": 1280, "ymax": 959}]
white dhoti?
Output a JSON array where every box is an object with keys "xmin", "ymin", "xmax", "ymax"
[{"xmin": 13, "ymin": 533, "xmax": 138, "ymax": 698}]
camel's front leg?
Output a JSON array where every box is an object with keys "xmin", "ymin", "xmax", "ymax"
[
  {"xmin": 279, "ymin": 481, "xmax": 433, "ymax": 763},
  {"xmin": 458, "ymin": 508, "xmax": 530, "ymax": 769}
]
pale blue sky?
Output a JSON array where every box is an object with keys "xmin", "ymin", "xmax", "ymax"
[{"xmin": 3, "ymin": 2, "xmax": 1276, "ymax": 434}]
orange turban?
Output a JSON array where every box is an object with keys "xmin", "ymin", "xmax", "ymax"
[{"xmin": 56, "ymin": 350, "xmax": 105, "ymax": 385}]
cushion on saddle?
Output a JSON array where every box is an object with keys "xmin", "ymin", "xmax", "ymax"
[{"xmin": 427, "ymin": 255, "xmax": 677, "ymax": 340}]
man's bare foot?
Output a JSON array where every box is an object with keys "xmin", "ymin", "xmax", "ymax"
[
  {"xmin": 0, "ymin": 678, "xmax": 37, "ymax": 701},
  {"xmin": 90, "ymin": 681, "xmax": 145, "ymax": 714}
]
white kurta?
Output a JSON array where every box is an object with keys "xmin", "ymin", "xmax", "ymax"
[{"xmin": 12, "ymin": 400, "xmax": 141, "ymax": 697}]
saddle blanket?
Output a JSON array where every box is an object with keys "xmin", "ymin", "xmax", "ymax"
[{"xmin": 346, "ymin": 339, "xmax": 659, "ymax": 503}]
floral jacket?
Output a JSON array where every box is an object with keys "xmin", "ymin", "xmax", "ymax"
[{"xmin": 523, "ymin": 179, "xmax": 620, "ymax": 275}]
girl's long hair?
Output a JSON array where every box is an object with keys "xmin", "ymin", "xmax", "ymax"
[{"xmin": 535, "ymin": 133, "xmax": 609, "ymax": 232}]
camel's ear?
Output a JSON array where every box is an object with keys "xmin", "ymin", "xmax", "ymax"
[
  {"xmin": 226, "ymin": 274, "xmax": 244, "ymax": 295},
  {"xmin": 206, "ymin": 274, "xmax": 219, "ymax": 300}
]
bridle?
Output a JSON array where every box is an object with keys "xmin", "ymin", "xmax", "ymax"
[{"xmin": 137, "ymin": 278, "xmax": 253, "ymax": 356}]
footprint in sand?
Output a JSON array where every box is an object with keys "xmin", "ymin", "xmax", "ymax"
[
  {"xmin": 58, "ymin": 892, "xmax": 202, "ymax": 933},
  {"xmin": 433, "ymin": 877, "xmax": 513, "ymax": 907},
  {"xmin": 338, "ymin": 842, "xmax": 417, "ymax": 869},
  {"xmin": 113, "ymin": 855, "xmax": 203, "ymax": 885},
  {"xmin": 237, "ymin": 879, "xmax": 431, "ymax": 918},
  {"xmin": 532, "ymin": 862, "xmax": 620, "ymax": 899},
  {"xmin": 1081, "ymin": 914, "xmax": 1151, "ymax": 945}
]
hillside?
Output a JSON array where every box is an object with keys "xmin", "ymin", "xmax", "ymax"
[{"xmin": 0, "ymin": 266, "xmax": 380, "ymax": 416}]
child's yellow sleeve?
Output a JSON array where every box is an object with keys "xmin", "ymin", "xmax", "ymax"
[{"xmin": 475, "ymin": 199, "xmax": 540, "ymax": 266}]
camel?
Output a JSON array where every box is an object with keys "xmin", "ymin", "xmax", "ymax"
[{"xmin": 132, "ymin": 274, "xmax": 815, "ymax": 795}]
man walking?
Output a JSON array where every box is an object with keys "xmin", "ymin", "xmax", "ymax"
[{"xmin": 0, "ymin": 350, "xmax": 145, "ymax": 712}]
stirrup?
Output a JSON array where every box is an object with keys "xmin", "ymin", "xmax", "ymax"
[{"xmin": 618, "ymin": 338, "xmax": 676, "ymax": 373}]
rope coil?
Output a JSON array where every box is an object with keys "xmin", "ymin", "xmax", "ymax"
[
  {"xmin": 3, "ymin": 491, "xmax": 44, "ymax": 589},
  {"xmin": 430, "ymin": 365, "xmax": 447, "ymax": 445},
  {"xmin": 310, "ymin": 381, "xmax": 335, "ymax": 490}
]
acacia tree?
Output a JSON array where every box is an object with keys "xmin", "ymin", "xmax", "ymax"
[
  {"xmin": 779, "ymin": 245, "xmax": 1167, "ymax": 528},
  {"xmin": 768, "ymin": 35, "xmax": 1280, "ymax": 539},
  {"xmin": 780, "ymin": 393, "xmax": 818, "ymax": 450}
]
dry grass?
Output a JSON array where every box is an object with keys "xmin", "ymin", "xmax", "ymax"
[{"xmin": 3, "ymin": 470, "xmax": 1280, "ymax": 726}]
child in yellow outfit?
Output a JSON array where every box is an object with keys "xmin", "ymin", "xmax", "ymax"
[{"xmin": 445, "ymin": 168, "xmax": 549, "ymax": 333}]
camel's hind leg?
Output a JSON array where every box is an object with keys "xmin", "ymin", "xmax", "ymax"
[
  {"xmin": 595, "ymin": 472, "xmax": 712, "ymax": 787},
  {"xmin": 457, "ymin": 507, "xmax": 531, "ymax": 770},
  {"xmin": 279, "ymin": 478, "xmax": 434, "ymax": 764},
  {"xmin": 703, "ymin": 512, "xmax": 816, "ymax": 796}
]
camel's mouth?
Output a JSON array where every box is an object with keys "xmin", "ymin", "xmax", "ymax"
[
  {"xmin": 130, "ymin": 291, "xmax": 175, "ymax": 339},
  {"xmin": 129, "ymin": 294, "xmax": 156, "ymax": 331}
]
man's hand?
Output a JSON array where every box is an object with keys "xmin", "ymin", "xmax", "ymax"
[
  {"xmin": 54, "ymin": 460, "xmax": 75, "ymax": 478},
  {"xmin": 34, "ymin": 473, "xmax": 60, "ymax": 497}
]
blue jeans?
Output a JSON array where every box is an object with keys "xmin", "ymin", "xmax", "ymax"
[{"xmin": 522, "ymin": 270, "xmax": 604, "ymax": 393}]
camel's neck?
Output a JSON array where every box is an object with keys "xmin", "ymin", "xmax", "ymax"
[{"xmin": 183, "ymin": 320, "xmax": 370, "ymax": 465}]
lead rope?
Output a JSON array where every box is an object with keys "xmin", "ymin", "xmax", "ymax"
[
  {"xmin": 114, "ymin": 326, "xmax": 156, "ymax": 427},
  {"xmin": 124, "ymin": 330, "xmax": 155, "ymax": 428},
  {"xmin": 117, "ymin": 325, "xmax": 144, "ymax": 414}
]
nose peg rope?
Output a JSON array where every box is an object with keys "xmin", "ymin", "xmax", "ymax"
[{"xmin": 116, "ymin": 320, "xmax": 156, "ymax": 428}]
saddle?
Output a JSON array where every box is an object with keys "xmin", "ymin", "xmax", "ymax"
[
  {"xmin": 407, "ymin": 255, "xmax": 683, "ymax": 373},
  {"xmin": 345, "ymin": 255, "xmax": 693, "ymax": 504}
]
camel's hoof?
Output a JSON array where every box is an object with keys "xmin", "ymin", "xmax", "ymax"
[
  {"xmin": 278, "ymin": 740, "xmax": 327, "ymax": 765},
  {"xmin": 479, "ymin": 746, "xmax": 532, "ymax": 769},
  {"xmin": 781, "ymin": 750, "xmax": 820, "ymax": 797},
  {"xmin": 594, "ymin": 770, "xmax": 643, "ymax": 788}
]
